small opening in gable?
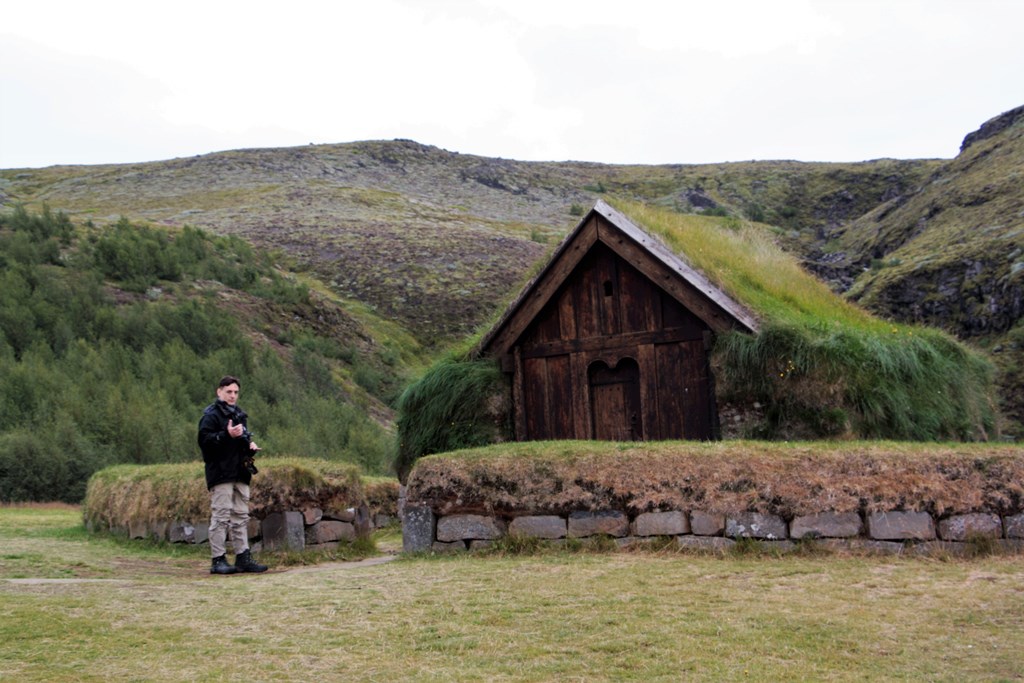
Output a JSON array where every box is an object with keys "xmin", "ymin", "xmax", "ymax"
[{"xmin": 603, "ymin": 280, "xmax": 613, "ymax": 297}]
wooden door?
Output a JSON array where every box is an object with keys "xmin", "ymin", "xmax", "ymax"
[
  {"xmin": 653, "ymin": 340, "xmax": 713, "ymax": 440},
  {"xmin": 588, "ymin": 358, "xmax": 643, "ymax": 441}
]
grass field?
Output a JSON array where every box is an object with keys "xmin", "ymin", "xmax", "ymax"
[{"xmin": 2, "ymin": 505, "xmax": 1022, "ymax": 682}]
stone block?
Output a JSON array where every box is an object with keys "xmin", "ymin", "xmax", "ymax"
[
  {"xmin": 677, "ymin": 536, "xmax": 735, "ymax": 552},
  {"xmin": 938, "ymin": 513, "xmax": 1002, "ymax": 541},
  {"xmin": 303, "ymin": 520, "xmax": 356, "ymax": 548},
  {"xmin": 313, "ymin": 541, "xmax": 341, "ymax": 552},
  {"xmin": 432, "ymin": 540, "xmax": 466, "ymax": 553},
  {"xmin": 306, "ymin": 520, "xmax": 356, "ymax": 545},
  {"xmin": 402, "ymin": 505, "xmax": 436, "ymax": 553},
  {"xmin": 726, "ymin": 512, "xmax": 788, "ymax": 540},
  {"xmin": 862, "ymin": 540, "xmax": 910, "ymax": 554},
  {"xmin": 129, "ymin": 520, "xmax": 149, "ymax": 540},
  {"xmin": 437, "ymin": 514, "xmax": 506, "ymax": 542},
  {"xmin": 761, "ymin": 540, "xmax": 797, "ymax": 553},
  {"xmin": 633, "ymin": 511, "xmax": 689, "ymax": 537},
  {"xmin": 1001, "ymin": 539, "xmax": 1024, "ymax": 552},
  {"xmin": 509, "ymin": 515, "xmax": 567, "ymax": 539},
  {"xmin": 149, "ymin": 520, "xmax": 169, "ymax": 542},
  {"xmin": 262, "ymin": 511, "xmax": 306, "ymax": 551},
  {"xmin": 325, "ymin": 508, "xmax": 356, "ymax": 523},
  {"xmin": 168, "ymin": 521, "xmax": 195, "ymax": 544},
  {"xmin": 247, "ymin": 518, "xmax": 262, "ymax": 541},
  {"xmin": 354, "ymin": 504, "xmax": 373, "ymax": 539},
  {"xmin": 911, "ymin": 541, "xmax": 973, "ymax": 558},
  {"xmin": 867, "ymin": 511, "xmax": 936, "ymax": 541},
  {"xmin": 690, "ymin": 511, "xmax": 725, "ymax": 536},
  {"xmin": 567, "ymin": 510, "xmax": 629, "ymax": 538},
  {"xmin": 302, "ymin": 507, "xmax": 323, "ymax": 525},
  {"xmin": 790, "ymin": 512, "xmax": 862, "ymax": 539},
  {"xmin": 193, "ymin": 522, "xmax": 209, "ymax": 545},
  {"xmin": 1005, "ymin": 514, "xmax": 1024, "ymax": 539},
  {"xmin": 817, "ymin": 538, "xmax": 863, "ymax": 554}
]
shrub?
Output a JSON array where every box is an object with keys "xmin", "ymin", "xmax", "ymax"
[
  {"xmin": 394, "ymin": 357, "xmax": 510, "ymax": 481},
  {"xmin": 0, "ymin": 209, "xmax": 395, "ymax": 502},
  {"xmin": 714, "ymin": 321, "xmax": 995, "ymax": 440}
]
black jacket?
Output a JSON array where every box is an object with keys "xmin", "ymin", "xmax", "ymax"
[{"xmin": 198, "ymin": 400, "xmax": 254, "ymax": 490}]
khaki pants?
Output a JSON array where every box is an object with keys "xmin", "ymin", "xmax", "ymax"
[{"xmin": 209, "ymin": 482, "xmax": 250, "ymax": 558}]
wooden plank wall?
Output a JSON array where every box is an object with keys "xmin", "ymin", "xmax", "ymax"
[{"xmin": 515, "ymin": 242, "xmax": 716, "ymax": 442}]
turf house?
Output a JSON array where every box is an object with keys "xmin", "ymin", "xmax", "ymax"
[
  {"xmin": 395, "ymin": 200, "xmax": 996, "ymax": 479},
  {"xmin": 477, "ymin": 200, "xmax": 758, "ymax": 442}
]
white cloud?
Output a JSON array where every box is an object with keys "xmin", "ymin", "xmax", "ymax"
[{"xmin": 1, "ymin": 0, "xmax": 1022, "ymax": 167}]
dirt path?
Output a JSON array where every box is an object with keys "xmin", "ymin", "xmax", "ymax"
[{"xmin": 2, "ymin": 553, "xmax": 400, "ymax": 584}]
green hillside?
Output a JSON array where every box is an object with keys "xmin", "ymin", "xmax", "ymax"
[
  {"xmin": 0, "ymin": 207, "xmax": 419, "ymax": 502},
  {"xmin": 0, "ymin": 142, "xmax": 938, "ymax": 347},
  {"xmin": 815, "ymin": 105, "xmax": 1024, "ymax": 431}
]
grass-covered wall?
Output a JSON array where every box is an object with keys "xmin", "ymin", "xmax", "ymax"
[
  {"xmin": 395, "ymin": 201, "xmax": 997, "ymax": 476},
  {"xmin": 406, "ymin": 441, "xmax": 1024, "ymax": 519},
  {"xmin": 83, "ymin": 458, "xmax": 366, "ymax": 531}
]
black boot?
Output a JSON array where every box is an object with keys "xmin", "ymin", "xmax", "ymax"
[
  {"xmin": 210, "ymin": 555, "xmax": 237, "ymax": 575},
  {"xmin": 234, "ymin": 549, "xmax": 268, "ymax": 573}
]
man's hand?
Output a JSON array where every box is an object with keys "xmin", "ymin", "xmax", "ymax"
[{"xmin": 227, "ymin": 419, "xmax": 244, "ymax": 438}]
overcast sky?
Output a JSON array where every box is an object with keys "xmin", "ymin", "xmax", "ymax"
[{"xmin": 2, "ymin": 0, "xmax": 1022, "ymax": 169}]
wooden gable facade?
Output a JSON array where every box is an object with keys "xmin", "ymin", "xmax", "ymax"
[{"xmin": 479, "ymin": 200, "xmax": 758, "ymax": 443}]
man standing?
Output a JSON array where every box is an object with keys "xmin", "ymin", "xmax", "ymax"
[{"xmin": 198, "ymin": 376, "xmax": 268, "ymax": 574}]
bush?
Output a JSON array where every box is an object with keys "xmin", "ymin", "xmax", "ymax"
[
  {"xmin": 395, "ymin": 357, "xmax": 510, "ymax": 481},
  {"xmin": 0, "ymin": 428, "xmax": 106, "ymax": 503},
  {"xmin": 0, "ymin": 208, "xmax": 395, "ymax": 502},
  {"xmin": 714, "ymin": 321, "xmax": 996, "ymax": 441}
]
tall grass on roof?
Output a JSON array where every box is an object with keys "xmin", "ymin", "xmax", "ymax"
[
  {"xmin": 394, "ymin": 356, "xmax": 510, "ymax": 481},
  {"xmin": 615, "ymin": 200, "xmax": 997, "ymax": 440}
]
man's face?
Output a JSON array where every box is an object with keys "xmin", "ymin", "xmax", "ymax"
[{"xmin": 217, "ymin": 383, "xmax": 240, "ymax": 406}]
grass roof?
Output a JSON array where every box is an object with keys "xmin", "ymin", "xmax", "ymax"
[
  {"xmin": 612, "ymin": 199, "xmax": 881, "ymax": 330},
  {"xmin": 609, "ymin": 199, "xmax": 996, "ymax": 441}
]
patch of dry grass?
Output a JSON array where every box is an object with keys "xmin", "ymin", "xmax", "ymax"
[
  {"xmin": 83, "ymin": 458, "xmax": 368, "ymax": 530},
  {"xmin": 2, "ymin": 507, "xmax": 1023, "ymax": 681},
  {"xmin": 407, "ymin": 441, "xmax": 1024, "ymax": 518}
]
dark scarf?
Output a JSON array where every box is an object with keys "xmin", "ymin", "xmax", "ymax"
[{"xmin": 215, "ymin": 399, "xmax": 247, "ymax": 423}]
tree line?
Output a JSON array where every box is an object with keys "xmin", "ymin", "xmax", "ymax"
[{"xmin": 0, "ymin": 206, "xmax": 394, "ymax": 502}]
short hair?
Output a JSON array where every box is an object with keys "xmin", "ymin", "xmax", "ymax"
[{"xmin": 218, "ymin": 376, "xmax": 241, "ymax": 389}]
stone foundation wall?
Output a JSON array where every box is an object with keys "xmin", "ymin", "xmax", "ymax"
[
  {"xmin": 92, "ymin": 504, "xmax": 380, "ymax": 553},
  {"xmin": 402, "ymin": 506, "xmax": 1024, "ymax": 556}
]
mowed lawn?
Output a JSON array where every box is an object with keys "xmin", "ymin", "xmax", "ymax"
[{"xmin": 1, "ymin": 506, "xmax": 1022, "ymax": 682}]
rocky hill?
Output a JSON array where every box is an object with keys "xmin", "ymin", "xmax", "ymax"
[
  {"xmin": 0, "ymin": 143, "xmax": 941, "ymax": 344},
  {"xmin": 2, "ymin": 106, "xmax": 1022, "ymax": 432},
  {"xmin": 807, "ymin": 105, "xmax": 1024, "ymax": 430}
]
